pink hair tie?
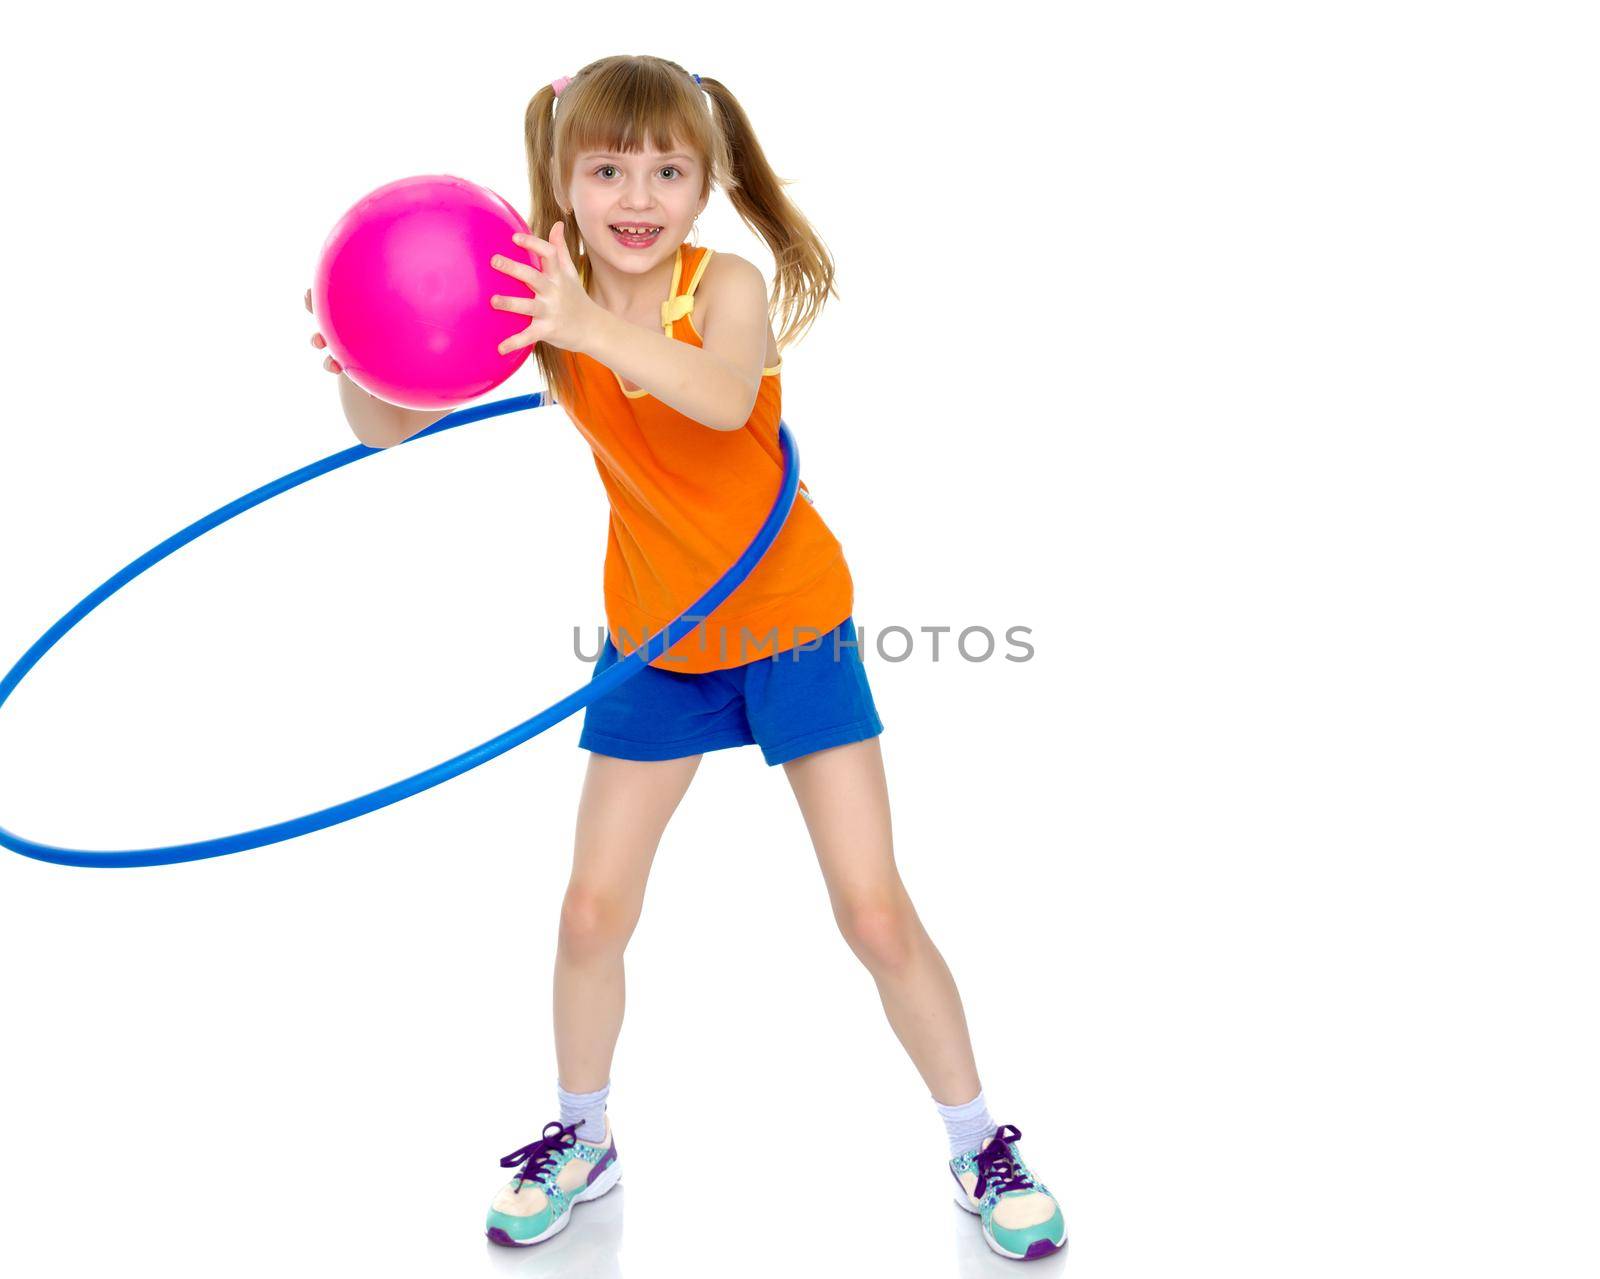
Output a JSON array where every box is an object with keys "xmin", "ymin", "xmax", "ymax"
[{"xmin": 551, "ymin": 75, "xmax": 573, "ymax": 97}]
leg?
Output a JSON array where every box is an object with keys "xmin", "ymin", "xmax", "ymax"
[
  {"xmin": 782, "ymin": 736, "xmax": 982, "ymax": 1105},
  {"xmin": 554, "ymin": 751, "xmax": 702, "ymax": 1092}
]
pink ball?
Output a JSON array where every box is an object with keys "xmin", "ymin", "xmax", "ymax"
[{"xmin": 312, "ymin": 175, "xmax": 542, "ymax": 410}]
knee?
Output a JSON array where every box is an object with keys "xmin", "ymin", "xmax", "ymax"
[
  {"xmin": 836, "ymin": 891, "xmax": 921, "ymax": 973},
  {"xmin": 559, "ymin": 884, "xmax": 638, "ymax": 959}
]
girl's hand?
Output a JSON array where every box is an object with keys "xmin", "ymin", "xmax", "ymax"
[
  {"xmin": 488, "ymin": 221, "xmax": 601, "ymax": 356},
  {"xmin": 305, "ymin": 287, "xmax": 342, "ymax": 374}
]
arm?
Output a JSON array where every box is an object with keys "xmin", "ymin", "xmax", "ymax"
[
  {"xmin": 311, "ymin": 285, "xmax": 448, "ymax": 448},
  {"xmin": 337, "ymin": 373, "xmax": 450, "ymax": 449},
  {"xmin": 581, "ymin": 255, "xmax": 771, "ymax": 432}
]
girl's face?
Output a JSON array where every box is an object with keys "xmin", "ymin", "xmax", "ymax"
[{"xmin": 565, "ymin": 142, "xmax": 708, "ymax": 279}]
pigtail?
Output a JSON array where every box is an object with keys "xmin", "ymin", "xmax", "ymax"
[
  {"xmin": 697, "ymin": 77, "xmax": 839, "ymax": 355},
  {"xmin": 524, "ymin": 81, "xmax": 582, "ymax": 411}
]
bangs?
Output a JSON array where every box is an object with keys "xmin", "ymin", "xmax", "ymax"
[{"xmin": 560, "ymin": 65, "xmax": 714, "ymax": 178}]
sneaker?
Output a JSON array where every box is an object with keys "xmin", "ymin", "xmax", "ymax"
[
  {"xmin": 485, "ymin": 1115, "xmax": 622, "ymax": 1247},
  {"xmin": 949, "ymin": 1122, "xmax": 1067, "ymax": 1260}
]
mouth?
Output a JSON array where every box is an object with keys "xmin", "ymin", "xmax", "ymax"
[{"xmin": 610, "ymin": 223, "xmax": 663, "ymax": 247}]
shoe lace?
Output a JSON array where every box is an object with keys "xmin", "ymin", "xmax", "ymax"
[
  {"xmin": 500, "ymin": 1119, "xmax": 581, "ymax": 1187},
  {"xmin": 973, "ymin": 1123, "xmax": 1036, "ymax": 1199}
]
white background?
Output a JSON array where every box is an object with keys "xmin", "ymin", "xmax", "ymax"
[{"xmin": 1, "ymin": 2, "xmax": 1595, "ymax": 1276}]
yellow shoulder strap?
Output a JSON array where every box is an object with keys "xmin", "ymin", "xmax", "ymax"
[{"xmin": 661, "ymin": 246, "xmax": 714, "ymax": 332}]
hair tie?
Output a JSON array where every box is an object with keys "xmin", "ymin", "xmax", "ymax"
[{"xmin": 693, "ymin": 73, "xmax": 702, "ymax": 86}]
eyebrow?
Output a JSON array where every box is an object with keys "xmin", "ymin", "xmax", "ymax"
[{"xmin": 581, "ymin": 151, "xmax": 694, "ymax": 163}]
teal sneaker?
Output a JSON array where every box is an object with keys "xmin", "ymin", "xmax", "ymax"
[
  {"xmin": 949, "ymin": 1122, "xmax": 1067, "ymax": 1260},
  {"xmin": 485, "ymin": 1115, "xmax": 621, "ymax": 1247}
]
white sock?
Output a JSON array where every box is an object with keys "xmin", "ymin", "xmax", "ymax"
[
  {"xmin": 936, "ymin": 1087, "xmax": 997, "ymax": 1158},
  {"xmin": 557, "ymin": 1078, "xmax": 610, "ymax": 1143}
]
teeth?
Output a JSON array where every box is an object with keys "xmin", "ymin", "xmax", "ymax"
[{"xmin": 614, "ymin": 225, "xmax": 660, "ymax": 234}]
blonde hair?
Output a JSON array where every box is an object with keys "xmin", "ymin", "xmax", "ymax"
[{"xmin": 523, "ymin": 55, "xmax": 837, "ymax": 410}]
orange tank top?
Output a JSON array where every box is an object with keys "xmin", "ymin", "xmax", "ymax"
[{"xmin": 555, "ymin": 242, "xmax": 855, "ymax": 673}]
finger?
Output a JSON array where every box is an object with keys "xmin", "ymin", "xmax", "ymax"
[
  {"xmin": 551, "ymin": 222, "xmax": 575, "ymax": 262},
  {"xmin": 488, "ymin": 293, "xmax": 539, "ymax": 316},
  {"xmin": 489, "ymin": 252, "xmax": 540, "ymax": 285},
  {"xmin": 513, "ymin": 230, "xmax": 553, "ymax": 261},
  {"xmin": 311, "ymin": 333, "xmax": 325, "ymax": 349},
  {"xmin": 551, "ymin": 221, "xmax": 577, "ymax": 262},
  {"xmin": 304, "ymin": 287, "xmax": 312, "ymax": 313},
  {"xmin": 324, "ymin": 355, "xmax": 342, "ymax": 373},
  {"xmin": 498, "ymin": 328, "xmax": 541, "ymax": 356}
]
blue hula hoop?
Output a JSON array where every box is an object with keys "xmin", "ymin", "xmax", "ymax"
[{"xmin": 0, "ymin": 392, "xmax": 801, "ymax": 870}]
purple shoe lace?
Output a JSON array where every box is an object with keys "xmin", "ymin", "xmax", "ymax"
[
  {"xmin": 973, "ymin": 1123, "xmax": 1037, "ymax": 1199},
  {"xmin": 500, "ymin": 1119, "xmax": 582, "ymax": 1187}
]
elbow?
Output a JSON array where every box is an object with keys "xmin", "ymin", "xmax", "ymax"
[
  {"xmin": 356, "ymin": 408, "xmax": 445, "ymax": 449},
  {"xmin": 717, "ymin": 383, "xmax": 760, "ymax": 431},
  {"xmin": 349, "ymin": 414, "xmax": 404, "ymax": 449}
]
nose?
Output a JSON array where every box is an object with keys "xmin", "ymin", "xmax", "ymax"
[{"xmin": 619, "ymin": 170, "xmax": 657, "ymax": 214}]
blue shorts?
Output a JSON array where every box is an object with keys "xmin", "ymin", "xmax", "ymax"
[{"xmin": 578, "ymin": 616, "xmax": 885, "ymax": 766}]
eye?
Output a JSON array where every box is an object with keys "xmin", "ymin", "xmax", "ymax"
[{"xmin": 594, "ymin": 162, "xmax": 684, "ymax": 180}]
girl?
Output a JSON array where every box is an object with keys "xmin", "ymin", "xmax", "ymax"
[{"xmin": 480, "ymin": 56, "xmax": 1066, "ymax": 1261}]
